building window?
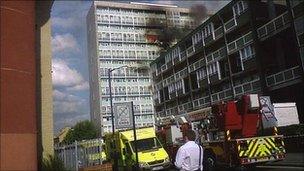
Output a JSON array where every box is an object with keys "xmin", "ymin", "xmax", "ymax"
[
  {"xmin": 196, "ymin": 68, "xmax": 207, "ymax": 80},
  {"xmin": 207, "ymin": 62, "xmax": 217, "ymax": 75},
  {"xmin": 239, "ymin": 45, "xmax": 255, "ymax": 61},
  {"xmin": 202, "ymin": 23, "xmax": 213, "ymax": 38},
  {"xmin": 193, "ymin": 32, "xmax": 202, "ymax": 45},
  {"xmin": 233, "ymin": 1, "xmax": 248, "ymax": 16}
]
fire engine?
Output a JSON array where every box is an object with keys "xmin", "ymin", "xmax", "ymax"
[{"xmin": 156, "ymin": 94, "xmax": 286, "ymax": 170}]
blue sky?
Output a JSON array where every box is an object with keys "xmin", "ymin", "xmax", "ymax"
[{"xmin": 51, "ymin": 0, "xmax": 230, "ymax": 134}]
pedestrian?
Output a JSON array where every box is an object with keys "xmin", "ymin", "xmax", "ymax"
[{"xmin": 175, "ymin": 129, "xmax": 203, "ymax": 171}]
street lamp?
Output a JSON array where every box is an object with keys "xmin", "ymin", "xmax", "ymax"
[
  {"xmin": 108, "ymin": 65, "xmax": 128, "ymax": 171},
  {"xmin": 107, "ymin": 63, "xmax": 148, "ymax": 170}
]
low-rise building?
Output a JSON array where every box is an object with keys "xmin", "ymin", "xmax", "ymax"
[{"xmin": 151, "ymin": 0, "xmax": 304, "ymax": 124}]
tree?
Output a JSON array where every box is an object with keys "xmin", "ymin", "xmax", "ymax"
[{"xmin": 63, "ymin": 120, "xmax": 98, "ymax": 144}]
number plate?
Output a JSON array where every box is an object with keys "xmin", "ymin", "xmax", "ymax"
[
  {"xmin": 152, "ymin": 166, "xmax": 163, "ymax": 170},
  {"xmin": 257, "ymin": 156, "xmax": 268, "ymax": 161}
]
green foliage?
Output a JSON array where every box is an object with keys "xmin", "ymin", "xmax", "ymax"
[
  {"xmin": 42, "ymin": 154, "xmax": 68, "ymax": 171},
  {"xmin": 63, "ymin": 120, "xmax": 98, "ymax": 144}
]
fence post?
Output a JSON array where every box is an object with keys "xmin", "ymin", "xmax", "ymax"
[
  {"xmin": 63, "ymin": 146, "xmax": 67, "ymax": 167},
  {"xmin": 75, "ymin": 140, "xmax": 78, "ymax": 171}
]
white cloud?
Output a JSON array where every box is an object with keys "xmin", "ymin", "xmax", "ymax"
[
  {"xmin": 52, "ymin": 33, "xmax": 79, "ymax": 53},
  {"xmin": 53, "ymin": 89, "xmax": 79, "ymax": 102},
  {"xmin": 53, "ymin": 89, "xmax": 85, "ymax": 114},
  {"xmin": 52, "ymin": 17, "xmax": 81, "ymax": 29},
  {"xmin": 67, "ymin": 82, "xmax": 89, "ymax": 91},
  {"xmin": 52, "ymin": 59, "xmax": 89, "ymax": 91},
  {"xmin": 53, "ymin": 89, "xmax": 90, "ymax": 134}
]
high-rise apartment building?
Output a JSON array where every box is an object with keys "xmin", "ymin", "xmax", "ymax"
[
  {"xmin": 87, "ymin": 1, "xmax": 194, "ymax": 134},
  {"xmin": 151, "ymin": 0, "xmax": 304, "ymax": 124}
]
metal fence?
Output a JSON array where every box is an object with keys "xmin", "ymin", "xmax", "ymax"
[{"xmin": 54, "ymin": 138, "xmax": 105, "ymax": 171}]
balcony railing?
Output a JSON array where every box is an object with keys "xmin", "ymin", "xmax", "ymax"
[
  {"xmin": 211, "ymin": 89, "xmax": 232, "ymax": 103},
  {"xmin": 186, "ymin": 46, "xmax": 195, "ymax": 57},
  {"xmin": 257, "ymin": 11, "xmax": 291, "ymax": 39},
  {"xmin": 180, "ymin": 51, "xmax": 187, "ymax": 61},
  {"xmin": 193, "ymin": 96, "xmax": 210, "ymax": 109},
  {"xmin": 166, "ymin": 107, "xmax": 178, "ymax": 116},
  {"xmin": 162, "ymin": 75, "xmax": 175, "ymax": 87},
  {"xmin": 227, "ymin": 31, "xmax": 253, "ymax": 54},
  {"xmin": 234, "ymin": 79, "xmax": 261, "ymax": 96},
  {"xmin": 175, "ymin": 68, "xmax": 188, "ymax": 80},
  {"xmin": 206, "ymin": 47, "xmax": 226, "ymax": 63},
  {"xmin": 161, "ymin": 64, "xmax": 167, "ymax": 72},
  {"xmin": 188, "ymin": 58, "xmax": 205, "ymax": 73},
  {"xmin": 156, "ymin": 111, "xmax": 165, "ymax": 117},
  {"xmin": 224, "ymin": 18, "xmax": 237, "ymax": 32},
  {"xmin": 266, "ymin": 66, "xmax": 302, "ymax": 87},
  {"xmin": 178, "ymin": 102, "xmax": 192, "ymax": 112},
  {"xmin": 214, "ymin": 26, "xmax": 223, "ymax": 40}
]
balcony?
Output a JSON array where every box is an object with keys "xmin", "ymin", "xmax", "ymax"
[
  {"xmin": 156, "ymin": 68, "xmax": 161, "ymax": 76},
  {"xmin": 214, "ymin": 26, "xmax": 223, "ymax": 40},
  {"xmin": 156, "ymin": 111, "xmax": 165, "ymax": 117},
  {"xmin": 211, "ymin": 89, "xmax": 233, "ymax": 103},
  {"xmin": 204, "ymin": 34, "xmax": 214, "ymax": 45},
  {"xmin": 166, "ymin": 107, "xmax": 178, "ymax": 116},
  {"xmin": 227, "ymin": 32, "xmax": 253, "ymax": 54},
  {"xmin": 180, "ymin": 51, "xmax": 187, "ymax": 61},
  {"xmin": 206, "ymin": 47, "xmax": 226, "ymax": 63},
  {"xmin": 175, "ymin": 68, "xmax": 188, "ymax": 80},
  {"xmin": 178, "ymin": 102, "xmax": 192, "ymax": 112},
  {"xmin": 161, "ymin": 64, "xmax": 167, "ymax": 72},
  {"xmin": 266, "ymin": 66, "xmax": 302, "ymax": 88},
  {"xmin": 188, "ymin": 58, "xmax": 205, "ymax": 73},
  {"xmin": 186, "ymin": 46, "xmax": 195, "ymax": 57},
  {"xmin": 192, "ymin": 96, "xmax": 210, "ymax": 109},
  {"xmin": 234, "ymin": 79, "xmax": 261, "ymax": 96},
  {"xmin": 257, "ymin": 11, "xmax": 291, "ymax": 40},
  {"xmin": 194, "ymin": 41, "xmax": 203, "ymax": 51},
  {"xmin": 224, "ymin": 18, "xmax": 237, "ymax": 32}
]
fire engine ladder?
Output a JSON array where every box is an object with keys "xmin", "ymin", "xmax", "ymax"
[{"xmin": 261, "ymin": 105, "xmax": 277, "ymax": 122}]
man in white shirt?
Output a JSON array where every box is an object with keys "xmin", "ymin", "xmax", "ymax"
[{"xmin": 175, "ymin": 129, "xmax": 203, "ymax": 171}]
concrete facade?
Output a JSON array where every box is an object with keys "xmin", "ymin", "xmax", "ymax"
[
  {"xmin": 36, "ymin": 1, "xmax": 54, "ymax": 159},
  {"xmin": 87, "ymin": 1, "xmax": 194, "ymax": 134},
  {"xmin": 0, "ymin": 1, "xmax": 53, "ymax": 170},
  {"xmin": 151, "ymin": 0, "xmax": 304, "ymax": 124}
]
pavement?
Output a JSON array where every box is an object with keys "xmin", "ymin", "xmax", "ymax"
[
  {"xmin": 168, "ymin": 153, "xmax": 304, "ymax": 171},
  {"xmin": 265, "ymin": 153, "xmax": 304, "ymax": 167}
]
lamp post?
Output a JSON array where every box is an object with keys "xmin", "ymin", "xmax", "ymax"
[
  {"xmin": 108, "ymin": 66, "xmax": 127, "ymax": 171},
  {"xmin": 107, "ymin": 64, "xmax": 147, "ymax": 170}
]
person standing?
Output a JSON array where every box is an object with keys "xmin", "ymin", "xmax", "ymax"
[{"xmin": 175, "ymin": 129, "xmax": 203, "ymax": 171}]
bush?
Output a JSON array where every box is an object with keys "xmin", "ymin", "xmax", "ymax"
[{"xmin": 42, "ymin": 154, "xmax": 68, "ymax": 171}]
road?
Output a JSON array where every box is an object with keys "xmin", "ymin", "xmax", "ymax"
[
  {"xmin": 255, "ymin": 165, "xmax": 304, "ymax": 170},
  {"xmin": 168, "ymin": 153, "xmax": 304, "ymax": 171},
  {"xmin": 168, "ymin": 165, "xmax": 304, "ymax": 171}
]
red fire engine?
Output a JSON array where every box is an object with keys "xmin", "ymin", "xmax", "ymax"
[{"xmin": 156, "ymin": 94, "xmax": 286, "ymax": 170}]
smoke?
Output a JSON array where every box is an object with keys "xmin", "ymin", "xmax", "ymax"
[{"xmin": 190, "ymin": 4, "xmax": 208, "ymax": 27}]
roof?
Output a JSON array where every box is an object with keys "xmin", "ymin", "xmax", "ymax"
[
  {"xmin": 151, "ymin": 0, "xmax": 236, "ymax": 65},
  {"xmin": 120, "ymin": 127, "xmax": 156, "ymax": 141},
  {"xmin": 93, "ymin": 1, "xmax": 190, "ymax": 13}
]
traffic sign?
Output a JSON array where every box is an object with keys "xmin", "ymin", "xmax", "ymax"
[{"xmin": 114, "ymin": 102, "xmax": 133, "ymax": 129}]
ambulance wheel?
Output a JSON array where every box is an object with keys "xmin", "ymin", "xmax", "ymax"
[{"xmin": 204, "ymin": 153, "xmax": 216, "ymax": 171}]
